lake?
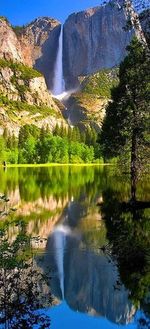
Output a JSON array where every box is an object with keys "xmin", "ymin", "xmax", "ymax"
[{"xmin": 0, "ymin": 166, "xmax": 149, "ymax": 329}]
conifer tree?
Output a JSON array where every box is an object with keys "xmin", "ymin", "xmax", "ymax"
[
  {"xmin": 11, "ymin": 134, "xmax": 18, "ymax": 149},
  {"xmin": 3, "ymin": 128, "xmax": 8, "ymax": 141},
  {"xmin": 100, "ymin": 37, "xmax": 150, "ymax": 201},
  {"xmin": 54, "ymin": 123, "xmax": 61, "ymax": 136}
]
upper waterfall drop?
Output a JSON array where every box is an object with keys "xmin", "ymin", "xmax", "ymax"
[{"xmin": 52, "ymin": 25, "xmax": 65, "ymax": 97}]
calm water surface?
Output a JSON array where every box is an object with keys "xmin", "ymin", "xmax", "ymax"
[{"xmin": 0, "ymin": 166, "xmax": 149, "ymax": 329}]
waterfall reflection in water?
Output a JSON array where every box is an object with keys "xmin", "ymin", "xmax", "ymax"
[{"xmin": 53, "ymin": 225, "xmax": 72, "ymax": 299}]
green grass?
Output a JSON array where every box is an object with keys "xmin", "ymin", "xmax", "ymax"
[{"xmin": 0, "ymin": 163, "xmax": 112, "ymax": 168}]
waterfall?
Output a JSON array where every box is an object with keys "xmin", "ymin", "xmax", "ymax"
[
  {"xmin": 52, "ymin": 26, "xmax": 65, "ymax": 96},
  {"xmin": 53, "ymin": 225, "xmax": 71, "ymax": 299}
]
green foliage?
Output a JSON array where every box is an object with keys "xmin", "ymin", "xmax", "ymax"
[
  {"xmin": 101, "ymin": 187, "xmax": 150, "ymax": 309},
  {"xmin": 0, "ymin": 132, "xmax": 18, "ymax": 164},
  {"xmin": 12, "ymin": 21, "xmax": 36, "ymax": 36},
  {"xmin": 0, "ymin": 124, "xmax": 98, "ymax": 164},
  {"xmin": 0, "ymin": 58, "xmax": 42, "ymax": 98},
  {"xmin": 0, "ymin": 58, "xmax": 42, "ymax": 80},
  {"xmin": 0, "ymin": 116, "xmax": 101, "ymax": 164},
  {"xmin": 0, "ymin": 16, "xmax": 9, "ymax": 23},
  {"xmin": 36, "ymin": 132, "xmax": 94, "ymax": 164},
  {"xmin": 69, "ymin": 141, "xmax": 94, "ymax": 163},
  {"xmin": 0, "ymin": 93, "xmax": 59, "ymax": 118},
  {"xmin": 18, "ymin": 125, "xmax": 40, "ymax": 164},
  {"xmin": 53, "ymin": 123, "xmax": 100, "ymax": 153},
  {"xmin": 0, "ymin": 125, "xmax": 100, "ymax": 164},
  {"xmin": 12, "ymin": 25, "xmax": 26, "ymax": 36},
  {"xmin": 100, "ymin": 38, "xmax": 150, "ymax": 170},
  {"xmin": 0, "ymin": 223, "xmax": 51, "ymax": 328},
  {"xmin": 82, "ymin": 68, "xmax": 119, "ymax": 98}
]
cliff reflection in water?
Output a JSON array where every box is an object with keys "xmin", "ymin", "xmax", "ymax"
[
  {"xmin": 43, "ymin": 219, "xmax": 135, "ymax": 325},
  {"xmin": 0, "ymin": 166, "xmax": 149, "ymax": 327}
]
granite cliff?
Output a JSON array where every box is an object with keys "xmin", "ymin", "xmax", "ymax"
[
  {"xmin": 63, "ymin": 1, "xmax": 135, "ymax": 88},
  {"xmin": 0, "ymin": 17, "xmax": 24, "ymax": 63},
  {"xmin": 139, "ymin": 9, "xmax": 150, "ymax": 45},
  {"xmin": 0, "ymin": 2, "xmax": 149, "ymax": 134},
  {"xmin": 65, "ymin": 68, "xmax": 119, "ymax": 129},
  {"xmin": 17, "ymin": 17, "xmax": 61, "ymax": 89},
  {"xmin": 0, "ymin": 17, "xmax": 66, "ymax": 136}
]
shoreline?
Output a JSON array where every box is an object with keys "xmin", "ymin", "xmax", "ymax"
[{"xmin": 0, "ymin": 163, "xmax": 114, "ymax": 168}]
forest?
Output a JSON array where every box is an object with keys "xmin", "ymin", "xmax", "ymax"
[{"xmin": 0, "ymin": 124, "xmax": 102, "ymax": 164}]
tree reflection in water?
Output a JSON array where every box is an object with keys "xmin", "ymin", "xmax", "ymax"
[
  {"xmin": 100, "ymin": 187, "xmax": 150, "ymax": 328},
  {"xmin": 0, "ymin": 220, "xmax": 52, "ymax": 329}
]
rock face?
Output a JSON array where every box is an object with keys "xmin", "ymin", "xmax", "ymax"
[
  {"xmin": 63, "ymin": 1, "xmax": 135, "ymax": 88},
  {"xmin": 0, "ymin": 6, "xmax": 148, "ymax": 134},
  {"xmin": 64, "ymin": 68, "xmax": 119, "ymax": 129},
  {"xmin": 0, "ymin": 16, "xmax": 61, "ymax": 90},
  {"xmin": 0, "ymin": 18, "xmax": 24, "ymax": 62},
  {"xmin": 66, "ymin": 92, "xmax": 107, "ymax": 129},
  {"xmin": 0, "ymin": 62, "xmax": 58, "ymax": 108},
  {"xmin": 0, "ymin": 60, "xmax": 66, "ymax": 136},
  {"xmin": 18, "ymin": 17, "xmax": 61, "ymax": 89},
  {"xmin": 0, "ymin": 98, "xmax": 65, "ymax": 137},
  {"xmin": 139, "ymin": 9, "xmax": 150, "ymax": 46},
  {"xmin": 0, "ymin": 18, "xmax": 67, "ymax": 137}
]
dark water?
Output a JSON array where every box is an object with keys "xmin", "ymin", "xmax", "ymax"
[{"xmin": 0, "ymin": 166, "xmax": 150, "ymax": 329}]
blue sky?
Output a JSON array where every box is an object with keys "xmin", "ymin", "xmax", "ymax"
[{"xmin": 0, "ymin": 0, "xmax": 105, "ymax": 26}]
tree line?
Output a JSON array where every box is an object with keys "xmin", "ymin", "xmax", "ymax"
[{"xmin": 0, "ymin": 124, "xmax": 102, "ymax": 164}]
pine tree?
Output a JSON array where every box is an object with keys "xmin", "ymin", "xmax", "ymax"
[
  {"xmin": 100, "ymin": 37, "xmax": 150, "ymax": 201},
  {"xmin": 40, "ymin": 126, "xmax": 46, "ymax": 141},
  {"xmin": 68, "ymin": 126, "xmax": 73, "ymax": 141},
  {"xmin": 75, "ymin": 127, "xmax": 81, "ymax": 143},
  {"xmin": 45, "ymin": 124, "xmax": 50, "ymax": 135},
  {"xmin": 3, "ymin": 128, "xmax": 8, "ymax": 141},
  {"xmin": 11, "ymin": 134, "xmax": 18, "ymax": 149},
  {"xmin": 7, "ymin": 135, "xmax": 12, "ymax": 149},
  {"xmin": 91, "ymin": 127, "xmax": 97, "ymax": 146},
  {"xmin": 80, "ymin": 131, "xmax": 86, "ymax": 144},
  {"xmin": 53, "ymin": 123, "xmax": 60, "ymax": 136}
]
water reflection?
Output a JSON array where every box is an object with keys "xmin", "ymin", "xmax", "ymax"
[
  {"xmin": 0, "ymin": 166, "xmax": 149, "ymax": 328},
  {"xmin": 53, "ymin": 225, "xmax": 71, "ymax": 300},
  {"xmin": 0, "ymin": 225, "xmax": 52, "ymax": 329},
  {"xmin": 43, "ymin": 223, "xmax": 135, "ymax": 325},
  {"xmin": 101, "ymin": 188, "xmax": 150, "ymax": 320}
]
